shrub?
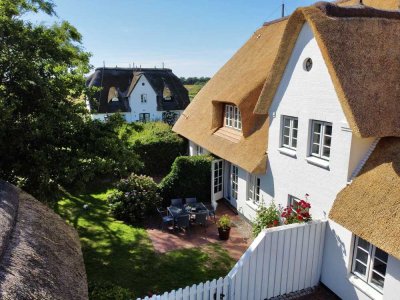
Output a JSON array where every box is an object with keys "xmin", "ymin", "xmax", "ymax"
[
  {"xmin": 281, "ymin": 199, "xmax": 312, "ymax": 224},
  {"xmin": 120, "ymin": 122, "xmax": 187, "ymax": 176},
  {"xmin": 158, "ymin": 155, "xmax": 213, "ymax": 206},
  {"xmin": 88, "ymin": 280, "xmax": 133, "ymax": 300},
  {"xmin": 252, "ymin": 202, "xmax": 280, "ymax": 237},
  {"xmin": 108, "ymin": 174, "xmax": 162, "ymax": 224},
  {"xmin": 217, "ymin": 214, "xmax": 231, "ymax": 230}
]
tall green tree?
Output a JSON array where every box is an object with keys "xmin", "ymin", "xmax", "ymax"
[{"xmin": 0, "ymin": 0, "xmax": 140, "ymax": 200}]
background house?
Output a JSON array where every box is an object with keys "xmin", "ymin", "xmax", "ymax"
[
  {"xmin": 174, "ymin": 0, "xmax": 400, "ymax": 299},
  {"xmin": 86, "ymin": 67, "xmax": 190, "ymax": 125}
]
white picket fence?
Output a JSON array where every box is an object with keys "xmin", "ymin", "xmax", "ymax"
[{"xmin": 138, "ymin": 220, "xmax": 327, "ymax": 300}]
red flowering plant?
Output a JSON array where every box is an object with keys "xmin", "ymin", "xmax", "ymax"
[{"xmin": 281, "ymin": 197, "xmax": 312, "ymax": 225}]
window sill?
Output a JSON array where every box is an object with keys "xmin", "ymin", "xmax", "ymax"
[
  {"xmin": 278, "ymin": 147, "xmax": 297, "ymax": 158},
  {"xmin": 348, "ymin": 274, "xmax": 383, "ymax": 300},
  {"xmin": 246, "ymin": 201, "xmax": 259, "ymax": 211},
  {"xmin": 305, "ymin": 156, "xmax": 330, "ymax": 170}
]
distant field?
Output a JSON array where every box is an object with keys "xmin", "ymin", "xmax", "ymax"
[{"xmin": 185, "ymin": 84, "xmax": 205, "ymax": 101}]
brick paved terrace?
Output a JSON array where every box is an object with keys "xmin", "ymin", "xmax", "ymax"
[{"xmin": 146, "ymin": 200, "xmax": 253, "ymax": 260}]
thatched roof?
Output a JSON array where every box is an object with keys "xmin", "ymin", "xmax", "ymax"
[
  {"xmin": 173, "ymin": 19, "xmax": 287, "ymax": 174},
  {"xmin": 173, "ymin": 0, "xmax": 400, "ymax": 174},
  {"xmin": 86, "ymin": 67, "xmax": 190, "ymax": 114},
  {"xmin": 329, "ymin": 137, "xmax": 400, "ymax": 260},
  {"xmin": 255, "ymin": 1, "xmax": 400, "ymax": 138},
  {"xmin": 0, "ymin": 181, "xmax": 88, "ymax": 300}
]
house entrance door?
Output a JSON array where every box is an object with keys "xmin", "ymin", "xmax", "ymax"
[{"xmin": 211, "ymin": 159, "xmax": 224, "ymax": 208}]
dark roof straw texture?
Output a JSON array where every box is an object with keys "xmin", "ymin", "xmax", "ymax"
[{"xmin": 0, "ymin": 181, "xmax": 88, "ymax": 300}]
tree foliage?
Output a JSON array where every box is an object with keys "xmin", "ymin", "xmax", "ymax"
[
  {"xmin": 0, "ymin": 1, "xmax": 140, "ymax": 200},
  {"xmin": 179, "ymin": 77, "xmax": 210, "ymax": 85}
]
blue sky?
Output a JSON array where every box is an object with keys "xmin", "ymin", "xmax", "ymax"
[{"xmin": 28, "ymin": 0, "xmax": 319, "ymax": 77}]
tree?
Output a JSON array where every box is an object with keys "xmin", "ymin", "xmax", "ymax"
[{"xmin": 0, "ymin": 0, "xmax": 140, "ymax": 200}]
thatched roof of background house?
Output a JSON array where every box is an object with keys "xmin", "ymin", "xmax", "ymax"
[
  {"xmin": 255, "ymin": 1, "xmax": 400, "ymax": 138},
  {"xmin": 0, "ymin": 181, "xmax": 88, "ymax": 300},
  {"xmin": 86, "ymin": 67, "xmax": 190, "ymax": 114},
  {"xmin": 329, "ymin": 137, "xmax": 400, "ymax": 260},
  {"xmin": 173, "ymin": 0, "xmax": 399, "ymax": 174}
]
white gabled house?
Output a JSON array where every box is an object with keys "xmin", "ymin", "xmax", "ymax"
[
  {"xmin": 173, "ymin": 1, "xmax": 400, "ymax": 299},
  {"xmin": 86, "ymin": 67, "xmax": 190, "ymax": 124}
]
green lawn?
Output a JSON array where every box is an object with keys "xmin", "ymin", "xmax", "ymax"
[
  {"xmin": 184, "ymin": 84, "xmax": 205, "ymax": 101},
  {"xmin": 54, "ymin": 182, "xmax": 235, "ymax": 299}
]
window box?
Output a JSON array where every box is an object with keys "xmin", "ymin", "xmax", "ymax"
[{"xmin": 305, "ymin": 156, "xmax": 330, "ymax": 169}]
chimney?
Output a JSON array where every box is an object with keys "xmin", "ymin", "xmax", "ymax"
[{"xmin": 281, "ymin": 2, "xmax": 285, "ymax": 18}]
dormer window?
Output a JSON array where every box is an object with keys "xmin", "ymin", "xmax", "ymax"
[
  {"xmin": 141, "ymin": 94, "xmax": 147, "ymax": 103},
  {"xmin": 224, "ymin": 104, "xmax": 242, "ymax": 130}
]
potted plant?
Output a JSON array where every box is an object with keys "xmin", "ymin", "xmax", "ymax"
[{"xmin": 217, "ymin": 214, "xmax": 231, "ymax": 240}]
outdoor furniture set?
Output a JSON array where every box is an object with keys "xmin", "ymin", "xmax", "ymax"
[{"xmin": 157, "ymin": 197, "xmax": 216, "ymax": 232}]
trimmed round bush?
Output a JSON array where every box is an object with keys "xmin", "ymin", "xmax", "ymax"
[{"xmin": 108, "ymin": 174, "xmax": 162, "ymax": 224}]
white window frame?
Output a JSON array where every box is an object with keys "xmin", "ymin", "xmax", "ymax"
[
  {"xmin": 230, "ymin": 165, "xmax": 239, "ymax": 200},
  {"xmin": 351, "ymin": 236, "xmax": 388, "ymax": 293},
  {"xmin": 288, "ymin": 195, "xmax": 300, "ymax": 213},
  {"xmin": 224, "ymin": 104, "xmax": 242, "ymax": 130},
  {"xmin": 281, "ymin": 116, "xmax": 298, "ymax": 150},
  {"xmin": 141, "ymin": 94, "xmax": 147, "ymax": 103},
  {"xmin": 139, "ymin": 113, "xmax": 150, "ymax": 123},
  {"xmin": 195, "ymin": 145, "xmax": 203, "ymax": 155},
  {"xmin": 247, "ymin": 174, "xmax": 260, "ymax": 204},
  {"xmin": 310, "ymin": 120, "xmax": 332, "ymax": 160}
]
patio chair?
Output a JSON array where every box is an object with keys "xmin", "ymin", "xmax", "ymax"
[
  {"xmin": 205, "ymin": 204, "xmax": 216, "ymax": 223},
  {"xmin": 194, "ymin": 211, "xmax": 208, "ymax": 233},
  {"xmin": 185, "ymin": 197, "xmax": 197, "ymax": 205},
  {"xmin": 156, "ymin": 208, "xmax": 174, "ymax": 231},
  {"xmin": 175, "ymin": 214, "xmax": 190, "ymax": 232},
  {"xmin": 171, "ymin": 198, "xmax": 183, "ymax": 208}
]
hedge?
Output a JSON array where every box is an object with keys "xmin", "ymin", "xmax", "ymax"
[
  {"xmin": 158, "ymin": 155, "xmax": 213, "ymax": 206},
  {"xmin": 120, "ymin": 122, "xmax": 187, "ymax": 176}
]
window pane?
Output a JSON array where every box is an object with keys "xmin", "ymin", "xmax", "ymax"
[
  {"xmin": 373, "ymin": 258, "xmax": 387, "ymax": 276},
  {"xmin": 293, "ymin": 119, "xmax": 298, "ymax": 129},
  {"xmin": 325, "ymin": 125, "xmax": 332, "ymax": 136},
  {"xmin": 358, "ymin": 238, "xmax": 370, "ymax": 251},
  {"xmin": 312, "ymin": 144, "xmax": 320, "ymax": 154},
  {"xmin": 375, "ymin": 248, "xmax": 388, "ymax": 263},
  {"xmin": 354, "ymin": 261, "xmax": 367, "ymax": 276},
  {"xmin": 292, "ymin": 139, "xmax": 297, "ymax": 148},
  {"xmin": 323, "ymin": 147, "xmax": 330, "ymax": 158},
  {"xmin": 371, "ymin": 272, "xmax": 385, "ymax": 289},
  {"xmin": 313, "ymin": 122, "xmax": 322, "ymax": 133},
  {"xmin": 283, "ymin": 127, "xmax": 290, "ymax": 136},
  {"xmin": 356, "ymin": 249, "xmax": 369, "ymax": 264},
  {"xmin": 324, "ymin": 136, "xmax": 331, "ymax": 147},
  {"xmin": 284, "ymin": 118, "xmax": 290, "ymax": 127},
  {"xmin": 292, "ymin": 129, "xmax": 298, "ymax": 138},
  {"xmin": 313, "ymin": 133, "xmax": 320, "ymax": 143},
  {"xmin": 283, "ymin": 136, "xmax": 290, "ymax": 146}
]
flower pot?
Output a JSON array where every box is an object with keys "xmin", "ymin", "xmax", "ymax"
[{"xmin": 218, "ymin": 227, "xmax": 231, "ymax": 240}]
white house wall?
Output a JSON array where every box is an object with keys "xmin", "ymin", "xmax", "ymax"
[
  {"xmin": 322, "ymin": 221, "xmax": 400, "ymax": 300},
  {"xmin": 128, "ymin": 75, "xmax": 162, "ymax": 122}
]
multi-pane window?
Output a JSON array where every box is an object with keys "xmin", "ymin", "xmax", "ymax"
[
  {"xmin": 248, "ymin": 174, "xmax": 261, "ymax": 204},
  {"xmin": 141, "ymin": 94, "xmax": 147, "ymax": 103},
  {"xmin": 139, "ymin": 113, "xmax": 150, "ymax": 123},
  {"xmin": 352, "ymin": 236, "xmax": 388, "ymax": 292},
  {"xmin": 195, "ymin": 145, "xmax": 203, "ymax": 155},
  {"xmin": 282, "ymin": 116, "xmax": 298, "ymax": 149},
  {"xmin": 310, "ymin": 120, "xmax": 332, "ymax": 160},
  {"xmin": 230, "ymin": 165, "xmax": 239, "ymax": 200},
  {"xmin": 224, "ymin": 104, "xmax": 242, "ymax": 130}
]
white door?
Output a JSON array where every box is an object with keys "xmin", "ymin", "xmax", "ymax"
[
  {"xmin": 212, "ymin": 159, "xmax": 224, "ymax": 208},
  {"xmin": 229, "ymin": 164, "xmax": 238, "ymax": 207}
]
